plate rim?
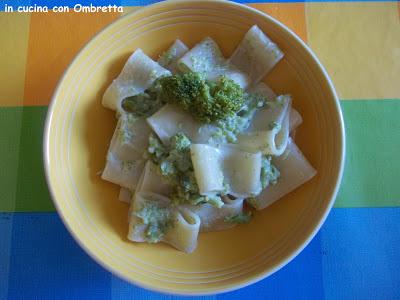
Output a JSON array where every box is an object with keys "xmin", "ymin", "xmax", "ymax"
[{"xmin": 43, "ymin": 0, "xmax": 345, "ymax": 295}]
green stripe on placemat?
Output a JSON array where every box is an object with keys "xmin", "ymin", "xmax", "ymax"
[
  {"xmin": 335, "ymin": 99, "xmax": 400, "ymax": 207},
  {"xmin": 0, "ymin": 108, "xmax": 23, "ymax": 211},
  {"xmin": 0, "ymin": 106, "xmax": 54, "ymax": 212},
  {"xmin": 0, "ymin": 100, "xmax": 399, "ymax": 212}
]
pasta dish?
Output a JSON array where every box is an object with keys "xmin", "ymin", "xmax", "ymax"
[{"xmin": 100, "ymin": 25, "xmax": 316, "ymax": 253}]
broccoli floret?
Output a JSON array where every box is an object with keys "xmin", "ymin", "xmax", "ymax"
[
  {"xmin": 159, "ymin": 72, "xmax": 245, "ymax": 123},
  {"xmin": 209, "ymin": 76, "xmax": 244, "ymax": 121},
  {"xmin": 159, "ymin": 72, "xmax": 209, "ymax": 111}
]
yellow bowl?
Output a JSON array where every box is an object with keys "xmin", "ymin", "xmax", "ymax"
[{"xmin": 43, "ymin": 0, "xmax": 345, "ymax": 295}]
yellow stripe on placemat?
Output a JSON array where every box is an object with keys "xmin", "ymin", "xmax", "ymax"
[
  {"xmin": 23, "ymin": 11, "xmax": 120, "ymax": 106},
  {"xmin": 0, "ymin": 12, "xmax": 30, "ymax": 106},
  {"xmin": 306, "ymin": 2, "xmax": 400, "ymax": 100},
  {"xmin": 248, "ymin": 3, "xmax": 307, "ymax": 43}
]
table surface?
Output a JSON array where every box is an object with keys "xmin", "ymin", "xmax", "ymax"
[{"xmin": 1, "ymin": 1, "xmax": 399, "ymax": 299}]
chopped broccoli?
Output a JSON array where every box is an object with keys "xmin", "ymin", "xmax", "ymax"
[
  {"xmin": 159, "ymin": 72, "xmax": 245, "ymax": 123},
  {"xmin": 147, "ymin": 133, "xmax": 192, "ymax": 186},
  {"xmin": 224, "ymin": 211, "xmax": 252, "ymax": 224},
  {"xmin": 180, "ymin": 171, "xmax": 199, "ymax": 194},
  {"xmin": 159, "ymin": 159, "xmax": 177, "ymax": 178},
  {"xmin": 212, "ymin": 114, "xmax": 251, "ymax": 143},
  {"xmin": 121, "ymin": 80, "xmax": 165, "ymax": 117},
  {"xmin": 260, "ymin": 155, "xmax": 280, "ymax": 189},
  {"xmin": 170, "ymin": 184, "xmax": 206, "ymax": 206},
  {"xmin": 135, "ymin": 202, "xmax": 174, "ymax": 243},
  {"xmin": 167, "ymin": 133, "xmax": 192, "ymax": 173},
  {"xmin": 210, "ymin": 91, "xmax": 268, "ymax": 144},
  {"xmin": 170, "ymin": 133, "xmax": 191, "ymax": 152},
  {"xmin": 147, "ymin": 133, "xmax": 167, "ymax": 163},
  {"xmin": 147, "ymin": 133, "xmax": 226, "ymax": 207},
  {"xmin": 170, "ymin": 171, "xmax": 207, "ymax": 206}
]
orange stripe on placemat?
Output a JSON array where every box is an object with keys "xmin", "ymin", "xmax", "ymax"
[
  {"xmin": 23, "ymin": 11, "xmax": 120, "ymax": 106},
  {"xmin": 398, "ymin": 2, "xmax": 400, "ymax": 19},
  {"xmin": 248, "ymin": 3, "xmax": 307, "ymax": 43}
]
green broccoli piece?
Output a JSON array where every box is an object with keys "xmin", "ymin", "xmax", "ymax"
[
  {"xmin": 135, "ymin": 202, "xmax": 174, "ymax": 243},
  {"xmin": 121, "ymin": 80, "xmax": 164, "ymax": 117},
  {"xmin": 170, "ymin": 185, "xmax": 206, "ymax": 206},
  {"xmin": 147, "ymin": 133, "xmax": 167, "ymax": 163},
  {"xmin": 208, "ymin": 76, "xmax": 244, "ymax": 121},
  {"xmin": 180, "ymin": 171, "xmax": 198, "ymax": 194},
  {"xmin": 260, "ymin": 155, "xmax": 280, "ymax": 189},
  {"xmin": 159, "ymin": 72, "xmax": 209, "ymax": 111},
  {"xmin": 209, "ymin": 91, "xmax": 265, "ymax": 144},
  {"xmin": 224, "ymin": 211, "xmax": 252, "ymax": 224},
  {"xmin": 147, "ymin": 132, "xmax": 227, "ymax": 207},
  {"xmin": 170, "ymin": 171, "xmax": 207, "ymax": 206},
  {"xmin": 168, "ymin": 133, "xmax": 192, "ymax": 172},
  {"xmin": 159, "ymin": 72, "xmax": 245, "ymax": 123},
  {"xmin": 159, "ymin": 159, "xmax": 177, "ymax": 178},
  {"xmin": 170, "ymin": 133, "xmax": 191, "ymax": 152}
]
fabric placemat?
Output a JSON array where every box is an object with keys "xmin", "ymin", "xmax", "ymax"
[{"xmin": 0, "ymin": 1, "xmax": 399, "ymax": 299}]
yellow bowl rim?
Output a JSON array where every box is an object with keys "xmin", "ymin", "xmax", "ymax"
[{"xmin": 43, "ymin": 0, "xmax": 346, "ymax": 295}]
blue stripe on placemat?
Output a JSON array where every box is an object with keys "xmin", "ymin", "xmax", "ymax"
[
  {"xmin": 111, "ymin": 233, "xmax": 323, "ymax": 299},
  {"xmin": 4, "ymin": 212, "xmax": 323, "ymax": 299},
  {"xmin": 112, "ymin": 275, "xmax": 218, "ymax": 300},
  {"xmin": 320, "ymin": 208, "xmax": 400, "ymax": 300},
  {"xmin": 217, "ymin": 234, "xmax": 324, "ymax": 300},
  {"xmin": 4, "ymin": 209, "xmax": 400, "ymax": 299},
  {"xmin": 6, "ymin": 213, "xmax": 111, "ymax": 300},
  {"xmin": 0, "ymin": 214, "xmax": 13, "ymax": 300}
]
